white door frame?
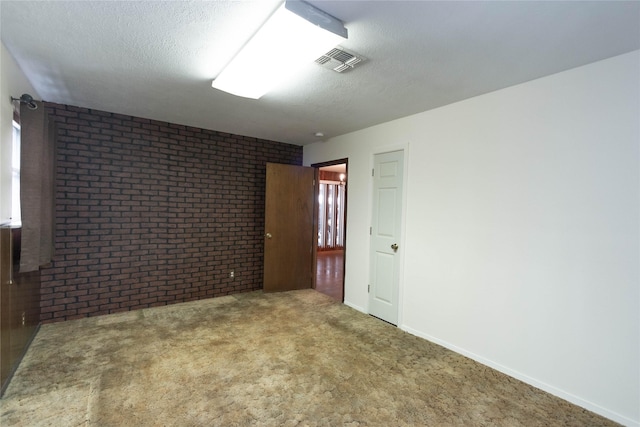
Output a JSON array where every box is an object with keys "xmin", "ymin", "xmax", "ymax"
[{"xmin": 368, "ymin": 143, "xmax": 409, "ymax": 327}]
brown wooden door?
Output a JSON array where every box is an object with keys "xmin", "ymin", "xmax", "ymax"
[{"xmin": 263, "ymin": 163, "xmax": 315, "ymax": 292}]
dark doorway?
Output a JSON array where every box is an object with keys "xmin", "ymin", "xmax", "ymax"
[{"xmin": 312, "ymin": 160, "xmax": 348, "ymax": 302}]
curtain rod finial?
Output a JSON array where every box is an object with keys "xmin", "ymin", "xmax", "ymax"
[{"xmin": 10, "ymin": 93, "xmax": 38, "ymax": 110}]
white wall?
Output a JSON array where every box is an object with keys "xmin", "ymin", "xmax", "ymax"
[
  {"xmin": 0, "ymin": 42, "xmax": 38, "ymax": 223},
  {"xmin": 304, "ymin": 51, "xmax": 640, "ymax": 426}
]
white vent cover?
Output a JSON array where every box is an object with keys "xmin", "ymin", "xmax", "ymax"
[{"xmin": 315, "ymin": 47, "xmax": 366, "ymax": 73}]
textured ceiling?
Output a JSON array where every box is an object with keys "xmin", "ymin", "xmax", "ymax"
[{"xmin": 1, "ymin": 1, "xmax": 639, "ymax": 145}]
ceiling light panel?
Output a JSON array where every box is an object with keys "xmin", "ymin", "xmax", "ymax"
[{"xmin": 211, "ymin": 0, "xmax": 348, "ymax": 99}]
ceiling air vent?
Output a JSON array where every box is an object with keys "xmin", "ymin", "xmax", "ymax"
[{"xmin": 315, "ymin": 47, "xmax": 366, "ymax": 73}]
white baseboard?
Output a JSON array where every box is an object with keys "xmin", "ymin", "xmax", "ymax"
[
  {"xmin": 400, "ymin": 324, "xmax": 639, "ymax": 427},
  {"xmin": 343, "ymin": 300, "xmax": 366, "ymax": 314}
]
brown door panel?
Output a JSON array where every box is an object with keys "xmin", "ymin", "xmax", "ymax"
[{"xmin": 263, "ymin": 163, "xmax": 315, "ymax": 292}]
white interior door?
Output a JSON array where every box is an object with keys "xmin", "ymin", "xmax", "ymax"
[{"xmin": 368, "ymin": 150, "xmax": 404, "ymax": 325}]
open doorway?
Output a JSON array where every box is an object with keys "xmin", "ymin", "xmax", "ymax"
[{"xmin": 313, "ymin": 160, "xmax": 347, "ymax": 302}]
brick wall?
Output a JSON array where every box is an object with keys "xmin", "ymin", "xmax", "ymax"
[{"xmin": 40, "ymin": 103, "xmax": 302, "ymax": 323}]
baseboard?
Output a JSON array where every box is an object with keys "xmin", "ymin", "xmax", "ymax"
[
  {"xmin": 400, "ymin": 324, "xmax": 638, "ymax": 427},
  {"xmin": 0, "ymin": 323, "xmax": 41, "ymax": 398},
  {"xmin": 343, "ymin": 300, "xmax": 366, "ymax": 314}
]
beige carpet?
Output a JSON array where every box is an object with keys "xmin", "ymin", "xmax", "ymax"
[{"xmin": 1, "ymin": 290, "xmax": 617, "ymax": 426}]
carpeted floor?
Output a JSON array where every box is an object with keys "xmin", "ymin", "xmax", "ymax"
[{"xmin": 0, "ymin": 289, "xmax": 618, "ymax": 426}]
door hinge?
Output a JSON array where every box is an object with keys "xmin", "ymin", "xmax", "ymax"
[
  {"xmin": 313, "ymin": 179, "xmax": 316, "ymax": 186},
  {"xmin": 372, "ymin": 168, "xmax": 374, "ymax": 177},
  {"xmin": 369, "ymin": 226, "xmax": 372, "ymax": 235},
  {"xmin": 368, "ymin": 284, "xmax": 370, "ymax": 293}
]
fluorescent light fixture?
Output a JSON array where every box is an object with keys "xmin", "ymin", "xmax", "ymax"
[{"xmin": 211, "ymin": 0, "xmax": 347, "ymax": 99}]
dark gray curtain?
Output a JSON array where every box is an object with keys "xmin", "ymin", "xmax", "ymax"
[{"xmin": 19, "ymin": 102, "xmax": 56, "ymax": 272}]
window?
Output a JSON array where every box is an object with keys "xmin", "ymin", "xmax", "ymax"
[
  {"xmin": 11, "ymin": 120, "xmax": 21, "ymax": 226},
  {"xmin": 317, "ymin": 180, "xmax": 345, "ymax": 250}
]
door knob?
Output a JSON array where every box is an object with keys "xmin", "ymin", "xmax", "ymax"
[
  {"xmin": 391, "ymin": 243, "xmax": 398, "ymax": 251},
  {"xmin": 265, "ymin": 233, "xmax": 272, "ymax": 239}
]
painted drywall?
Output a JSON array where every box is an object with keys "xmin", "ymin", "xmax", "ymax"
[
  {"xmin": 0, "ymin": 43, "xmax": 38, "ymax": 223},
  {"xmin": 304, "ymin": 51, "xmax": 640, "ymax": 426}
]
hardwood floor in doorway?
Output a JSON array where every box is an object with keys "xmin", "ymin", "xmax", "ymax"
[{"xmin": 315, "ymin": 250, "xmax": 344, "ymax": 301}]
